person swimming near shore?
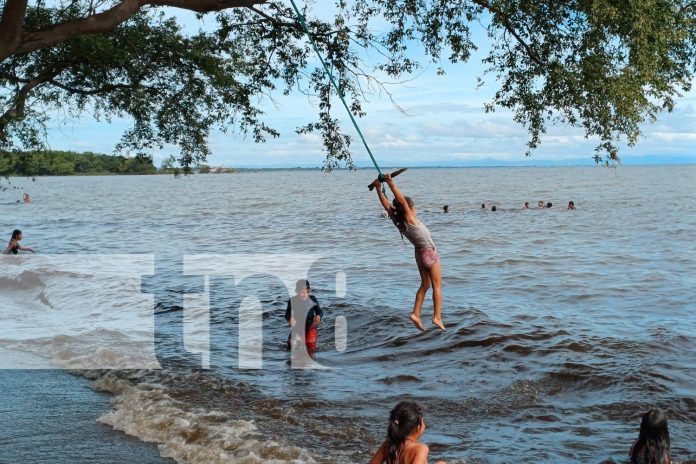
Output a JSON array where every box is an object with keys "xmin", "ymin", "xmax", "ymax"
[
  {"xmin": 369, "ymin": 401, "xmax": 446, "ymax": 464},
  {"xmin": 537, "ymin": 200, "xmax": 544, "ymax": 208},
  {"xmin": 491, "ymin": 205, "xmax": 497, "ymax": 211},
  {"xmin": 285, "ymin": 279, "xmax": 322, "ymax": 352},
  {"xmin": 23, "ymin": 193, "xmax": 30, "ymax": 203},
  {"xmin": 523, "ymin": 202, "xmax": 530, "ymax": 209},
  {"xmin": 442, "ymin": 205, "xmax": 449, "ymax": 213},
  {"xmin": 546, "ymin": 202, "xmax": 552, "ymax": 208},
  {"xmin": 3, "ymin": 229, "xmax": 35, "ymax": 255},
  {"xmin": 630, "ymin": 409, "xmax": 670, "ymax": 464},
  {"xmin": 568, "ymin": 201, "xmax": 576, "ymax": 209},
  {"xmin": 373, "ymin": 174, "xmax": 445, "ymax": 332}
]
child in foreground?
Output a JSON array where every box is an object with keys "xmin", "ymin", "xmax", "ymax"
[
  {"xmin": 369, "ymin": 401, "xmax": 445, "ymax": 464},
  {"xmin": 285, "ymin": 279, "xmax": 322, "ymax": 351},
  {"xmin": 374, "ymin": 174, "xmax": 445, "ymax": 331},
  {"xmin": 630, "ymin": 408, "xmax": 670, "ymax": 464}
]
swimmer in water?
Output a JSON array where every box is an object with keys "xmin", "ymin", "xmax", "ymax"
[
  {"xmin": 491, "ymin": 205, "xmax": 497, "ymax": 211},
  {"xmin": 373, "ymin": 174, "xmax": 445, "ymax": 331},
  {"xmin": 23, "ymin": 193, "xmax": 30, "ymax": 203},
  {"xmin": 3, "ymin": 229, "xmax": 35, "ymax": 255},
  {"xmin": 567, "ymin": 201, "xmax": 575, "ymax": 210},
  {"xmin": 369, "ymin": 401, "xmax": 446, "ymax": 464},
  {"xmin": 442, "ymin": 205, "xmax": 449, "ymax": 213},
  {"xmin": 537, "ymin": 200, "xmax": 544, "ymax": 208},
  {"xmin": 523, "ymin": 202, "xmax": 530, "ymax": 209}
]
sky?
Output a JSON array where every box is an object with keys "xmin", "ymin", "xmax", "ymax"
[{"xmin": 44, "ymin": 3, "xmax": 696, "ymax": 168}]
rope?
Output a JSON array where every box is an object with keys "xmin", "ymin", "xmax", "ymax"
[{"xmin": 288, "ymin": 0, "xmax": 385, "ymax": 182}]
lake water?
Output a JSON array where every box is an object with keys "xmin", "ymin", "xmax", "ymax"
[{"xmin": 1, "ymin": 166, "xmax": 695, "ymax": 463}]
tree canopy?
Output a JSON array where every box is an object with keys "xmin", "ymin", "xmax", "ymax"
[{"xmin": 2, "ymin": 0, "xmax": 695, "ymax": 168}]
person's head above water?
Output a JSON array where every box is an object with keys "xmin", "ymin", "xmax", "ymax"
[
  {"xmin": 295, "ymin": 279, "xmax": 311, "ymax": 299},
  {"xmin": 491, "ymin": 205, "xmax": 497, "ymax": 211},
  {"xmin": 546, "ymin": 202, "xmax": 552, "ymax": 208},
  {"xmin": 384, "ymin": 401, "xmax": 426, "ymax": 463},
  {"xmin": 11, "ymin": 229, "xmax": 21, "ymax": 241},
  {"xmin": 631, "ymin": 408, "xmax": 670, "ymax": 464},
  {"xmin": 568, "ymin": 201, "xmax": 575, "ymax": 209},
  {"xmin": 524, "ymin": 202, "xmax": 529, "ymax": 208},
  {"xmin": 481, "ymin": 203, "xmax": 486, "ymax": 209},
  {"xmin": 443, "ymin": 205, "xmax": 449, "ymax": 213}
]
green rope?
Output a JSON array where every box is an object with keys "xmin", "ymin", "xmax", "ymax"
[{"xmin": 288, "ymin": 0, "xmax": 385, "ymax": 182}]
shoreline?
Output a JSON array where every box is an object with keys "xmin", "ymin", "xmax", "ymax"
[{"xmin": 0, "ymin": 351, "xmax": 173, "ymax": 464}]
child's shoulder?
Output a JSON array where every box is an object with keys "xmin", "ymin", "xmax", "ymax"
[{"xmin": 403, "ymin": 442, "xmax": 429, "ymax": 462}]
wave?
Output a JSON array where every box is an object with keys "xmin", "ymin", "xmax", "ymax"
[
  {"xmin": 92, "ymin": 372, "xmax": 315, "ymax": 464},
  {"xmin": 0, "ymin": 270, "xmax": 48, "ymax": 290}
]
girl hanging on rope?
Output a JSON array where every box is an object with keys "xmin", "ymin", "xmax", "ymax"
[{"xmin": 373, "ymin": 173, "xmax": 445, "ymax": 332}]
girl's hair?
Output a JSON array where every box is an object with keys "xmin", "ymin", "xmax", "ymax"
[
  {"xmin": 384, "ymin": 401, "xmax": 423, "ymax": 464},
  {"xmin": 391, "ymin": 196, "xmax": 414, "ymax": 232},
  {"xmin": 631, "ymin": 409, "xmax": 670, "ymax": 464},
  {"xmin": 11, "ymin": 229, "xmax": 21, "ymax": 240}
]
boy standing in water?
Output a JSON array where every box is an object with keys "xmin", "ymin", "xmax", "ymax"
[{"xmin": 285, "ymin": 279, "xmax": 322, "ymax": 351}]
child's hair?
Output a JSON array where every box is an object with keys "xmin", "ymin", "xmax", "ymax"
[
  {"xmin": 11, "ymin": 229, "xmax": 21, "ymax": 240},
  {"xmin": 295, "ymin": 279, "xmax": 310, "ymax": 292},
  {"xmin": 631, "ymin": 409, "xmax": 670, "ymax": 464},
  {"xmin": 391, "ymin": 197, "xmax": 414, "ymax": 232},
  {"xmin": 384, "ymin": 401, "xmax": 423, "ymax": 464}
]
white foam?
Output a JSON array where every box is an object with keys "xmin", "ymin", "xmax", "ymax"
[
  {"xmin": 93, "ymin": 374, "xmax": 316, "ymax": 464},
  {"xmin": 0, "ymin": 255, "xmax": 160, "ymax": 369},
  {"xmin": 1, "ymin": 331, "xmax": 161, "ymax": 369}
]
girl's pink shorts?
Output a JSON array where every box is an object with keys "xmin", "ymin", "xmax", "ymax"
[{"xmin": 415, "ymin": 247, "xmax": 439, "ymax": 270}]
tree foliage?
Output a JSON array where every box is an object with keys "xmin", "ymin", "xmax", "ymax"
[
  {"xmin": 2, "ymin": 0, "xmax": 696, "ymax": 168},
  {"xmin": 0, "ymin": 150, "xmax": 156, "ymax": 176}
]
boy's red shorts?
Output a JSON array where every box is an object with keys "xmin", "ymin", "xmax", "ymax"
[{"xmin": 305, "ymin": 325, "xmax": 317, "ymax": 351}]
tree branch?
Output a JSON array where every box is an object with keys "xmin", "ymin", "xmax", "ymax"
[
  {"xmin": 247, "ymin": 4, "xmax": 299, "ymax": 30},
  {"xmin": 47, "ymin": 79, "xmax": 135, "ymax": 95},
  {"xmin": 470, "ymin": 0, "xmax": 545, "ymax": 67},
  {"xmin": 6, "ymin": 0, "xmax": 267, "ymax": 60},
  {"xmin": 149, "ymin": 0, "xmax": 265, "ymax": 13},
  {"xmin": 0, "ymin": 66, "xmax": 62, "ymax": 129},
  {"xmin": 0, "ymin": 0, "xmax": 29, "ymax": 59}
]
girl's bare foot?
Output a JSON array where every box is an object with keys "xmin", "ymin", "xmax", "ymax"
[
  {"xmin": 432, "ymin": 317, "xmax": 446, "ymax": 331},
  {"xmin": 410, "ymin": 313, "xmax": 426, "ymax": 331}
]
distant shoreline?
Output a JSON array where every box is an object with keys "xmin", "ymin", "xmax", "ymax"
[{"xmin": 2, "ymin": 163, "xmax": 695, "ymax": 179}]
